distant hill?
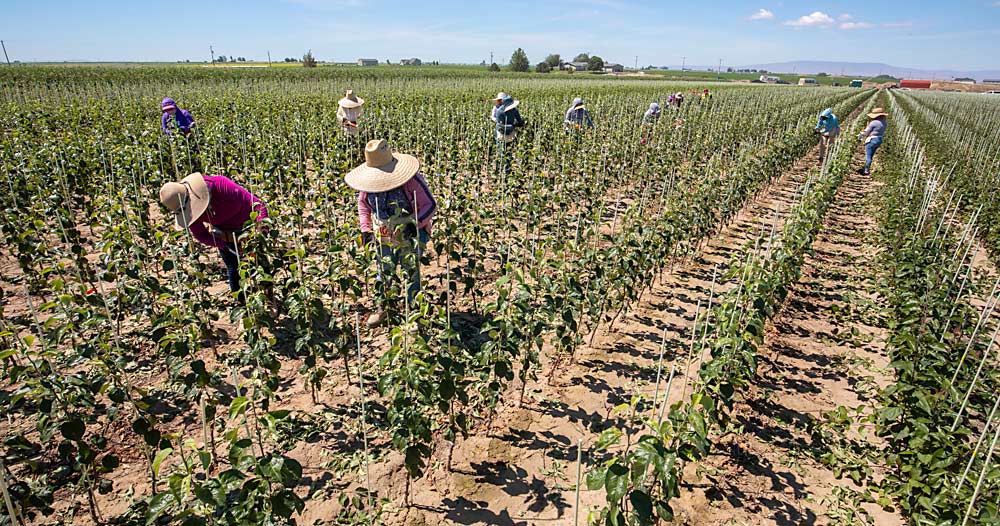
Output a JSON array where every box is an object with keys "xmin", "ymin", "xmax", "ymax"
[{"xmin": 737, "ymin": 60, "xmax": 1000, "ymax": 82}]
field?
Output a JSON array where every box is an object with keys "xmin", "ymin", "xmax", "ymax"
[{"xmin": 1, "ymin": 65, "xmax": 1000, "ymax": 526}]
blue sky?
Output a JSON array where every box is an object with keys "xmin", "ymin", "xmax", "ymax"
[{"xmin": 1, "ymin": 0, "xmax": 997, "ymax": 70}]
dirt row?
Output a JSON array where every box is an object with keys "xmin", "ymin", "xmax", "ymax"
[{"xmin": 364, "ymin": 120, "xmax": 902, "ymax": 524}]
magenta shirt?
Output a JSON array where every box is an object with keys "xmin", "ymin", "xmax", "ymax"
[{"xmin": 189, "ymin": 175, "xmax": 268, "ymax": 248}]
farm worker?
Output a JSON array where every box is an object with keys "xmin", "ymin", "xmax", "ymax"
[
  {"xmin": 700, "ymin": 89, "xmax": 711, "ymax": 103},
  {"xmin": 643, "ymin": 102, "xmax": 661, "ymax": 124},
  {"xmin": 666, "ymin": 94, "xmax": 675, "ymax": 107},
  {"xmin": 814, "ymin": 108, "xmax": 840, "ymax": 162},
  {"xmin": 564, "ymin": 97, "xmax": 595, "ymax": 131},
  {"xmin": 673, "ymin": 92, "xmax": 684, "ymax": 108},
  {"xmin": 337, "ymin": 90, "xmax": 365, "ymax": 136},
  {"xmin": 491, "ymin": 92, "xmax": 525, "ymax": 144},
  {"xmin": 857, "ymin": 107, "xmax": 888, "ymax": 175},
  {"xmin": 159, "ymin": 173, "xmax": 269, "ymax": 298},
  {"xmin": 160, "ymin": 97, "xmax": 194, "ymax": 136},
  {"xmin": 346, "ymin": 139, "xmax": 437, "ymax": 328}
]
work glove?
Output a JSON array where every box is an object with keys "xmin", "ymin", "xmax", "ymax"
[
  {"xmin": 360, "ymin": 231, "xmax": 375, "ymax": 247},
  {"xmin": 403, "ymin": 223, "xmax": 418, "ymax": 239}
]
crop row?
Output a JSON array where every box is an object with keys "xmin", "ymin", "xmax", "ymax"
[
  {"xmin": 867, "ymin": 91, "xmax": 1000, "ymax": 525},
  {"xmin": 580, "ymin": 89, "xmax": 875, "ymax": 525}
]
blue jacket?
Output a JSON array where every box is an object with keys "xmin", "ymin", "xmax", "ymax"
[
  {"xmin": 565, "ymin": 106, "xmax": 594, "ymax": 129},
  {"xmin": 493, "ymin": 99, "xmax": 524, "ymax": 135},
  {"xmin": 815, "ymin": 108, "xmax": 839, "ymax": 135}
]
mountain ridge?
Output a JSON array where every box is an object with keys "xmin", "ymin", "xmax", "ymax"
[{"xmin": 734, "ymin": 60, "xmax": 1000, "ymax": 81}]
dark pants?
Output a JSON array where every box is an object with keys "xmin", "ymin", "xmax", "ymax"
[
  {"xmin": 219, "ymin": 242, "xmax": 241, "ymax": 292},
  {"xmin": 375, "ymin": 229, "xmax": 430, "ymax": 308}
]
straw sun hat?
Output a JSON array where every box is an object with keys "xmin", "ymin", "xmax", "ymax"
[
  {"xmin": 160, "ymin": 172, "xmax": 209, "ymax": 228},
  {"xmin": 344, "ymin": 139, "xmax": 420, "ymax": 193},
  {"xmin": 492, "ymin": 92, "xmax": 519, "ymax": 110},
  {"xmin": 867, "ymin": 107, "xmax": 889, "ymax": 119},
  {"xmin": 339, "ymin": 90, "xmax": 364, "ymax": 109}
]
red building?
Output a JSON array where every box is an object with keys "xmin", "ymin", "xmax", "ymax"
[{"xmin": 900, "ymin": 79, "xmax": 932, "ymax": 89}]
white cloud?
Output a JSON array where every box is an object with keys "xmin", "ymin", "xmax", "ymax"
[
  {"xmin": 749, "ymin": 9, "xmax": 775, "ymax": 20},
  {"xmin": 882, "ymin": 21, "xmax": 914, "ymax": 27},
  {"xmin": 784, "ymin": 11, "xmax": 835, "ymax": 27},
  {"xmin": 838, "ymin": 13, "xmax": 852, "ymax": 21},
  {"xmin": 840, "ymin": 21, "xmax": 873, "ymax": 29}
]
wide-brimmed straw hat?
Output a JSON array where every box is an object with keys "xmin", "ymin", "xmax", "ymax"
[
  {"xmin": 160, "ymin": 172, "xmax": 209, "ymax": 228},
  {"xmin": 867, "ymin": 107, "xmax": 888, "ymax": 119},
  {"xmin": 344, "ymin": 139, "xmax": 420, "ymax": 193},
  {"xmin": 339, "ymin": 90, "xmax": 364, "ymax": 108}
]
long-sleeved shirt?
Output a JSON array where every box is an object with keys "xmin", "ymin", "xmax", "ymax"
[
  {"xmin": 358, "ymin": 173, "xmax": 436, "ymax": 235},
  {"xmin": 189, "ymin": 175, "xmax": 269, "ymax": 249},
  {"xmin": 337, "ymin": 105, "xmax": 362, "ymax": 124},
  {"xmin": 859, "ymin": 119, "xmax": 886, "ymax": 139},
  {"xmin": 492, "ymin": 104, "xmax": 525, "ymax": 136},
  {"xmin": 564, "ymin": 107, "xmax": 594, "ymax": 129},
  {"xmin": 643, "ymin": 107, "xmax": 661, "ymax": 123},
  {"xmin": 162, "ymin": 108, "xmax": 194, "ymax": 135},
  {"xmin": 815, "ymin": 114, "xmax": 840, "ymax": 135}
]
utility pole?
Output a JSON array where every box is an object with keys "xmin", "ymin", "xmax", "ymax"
[
  {"xmin": 717, "ymin": 58, "xmax": 722, "ymax": 79},
  {"xmin": 490, "ymin": 51, "xmax": 493, "ymax": 65},
  {"xmin": 0, "ymin": 40, "xmax": 9, "ymax": 66},
  {"xmin": 210, "ymin": 45, "xmax": 215, "ymax": 65},
  {"xmin": 267, "ymin": 51, "xmax": 271, "ymax": 67},
  {"xmin": 634, "ymin": 55, "xmax": 638, "ymax": 71},
  {"xmin": 681, "ymin": 56, "xmax": 686, "ymax": 71}
]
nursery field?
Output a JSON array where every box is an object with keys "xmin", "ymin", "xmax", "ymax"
[{"xmin": 1, "ymin": 65, "xmax": 1000, "ymax": 526}]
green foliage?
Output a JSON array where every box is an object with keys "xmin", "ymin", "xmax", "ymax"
[
  {"xmin": 588, "ymin": 56, "xmax": 605, "ymax": 72},
  {"xmin": 509, "ymin": 48, "xmax": 530, "ymax": 72},
  {"xmin": 302, "ymin": 50, "xmax": 317, "ymax": 68}
]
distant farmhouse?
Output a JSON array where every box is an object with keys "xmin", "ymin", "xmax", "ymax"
[
  {"xmin": 357, "ymin": 58, "xmax": 378, "ymax": 66},
  {"xmin": 563, "ymin": 61, "xmax": 590, "ymax": 72},
  {"xmin": 985, "ymin": 79, "xmax": 1000, "ymax": 85},
  {"xmin": 400, "ymin": 58, "xmax": 422, "ymax": 66},
  {"xmin": 954, "ymin": 77, "xmax": 976, "ymax": 85},
  {"xmin": 603, "ymin": 63, "xmax": 624, "ymax": 73}
]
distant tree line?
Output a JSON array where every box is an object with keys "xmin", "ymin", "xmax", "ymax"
[{"xmin": 491, "ymin": 50, "xmax": 608, "ymax": 73}]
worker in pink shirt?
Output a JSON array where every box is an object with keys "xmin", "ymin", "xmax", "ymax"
[
  {"xmin": 345, "ymin": 139, "xmax": 436, "ymax": 327},
  {"xmin": 159, "ymin": 173, "xmax": 269, "ymax": 298}
]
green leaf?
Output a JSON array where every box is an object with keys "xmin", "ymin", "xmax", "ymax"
[
  {"xmin": 228, "ymin": 396, "xmax": 250, "ymax": 419},
  {"xmin": 629, "ymin": 490, "xmax": 654, "ymax": 523},
  {"xmin": 60, "ymin": 419, "xmax": 86, "ymax": 441},
  {"xmin": 595, "ymin": 428, "xmax": 622, "ymax": 451},
  {"xmin": 152, "ymin": 448, "xmax": 173, "ymax": 477},
  {"xmin": 605, "ymin": 462, "xmax": 629, "ymax": 503},
  {"xmin": 586, "ymin": 466, "xmax": 607, "ymax": 491},
  {"xmin": 147, "ymin": 491, "xmax": 176, "ymax": 520}
]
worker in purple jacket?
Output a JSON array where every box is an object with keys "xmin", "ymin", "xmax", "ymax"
[
  {"xmin": 159, "ymin": 173, "xmax": 269, "ymax": 297},
  {"xmin": 161, "ymin": 97, "xmax": 195, "ymax": 136}
]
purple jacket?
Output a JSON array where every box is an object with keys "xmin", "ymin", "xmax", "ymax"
[
  {"xmin": 189, "ymin": 175, "xmax": 269, "ymax": 249},
  {"xmin": 161, "ymin": 97, "xmax": 194, "ymax": 134}
]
